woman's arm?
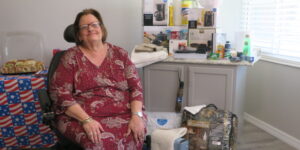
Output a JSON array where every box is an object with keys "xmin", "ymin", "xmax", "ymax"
[
  {"xmin": 126, "ymin": 100, "xmax": 145, "ymax": 144},
  {"xmin": 119, "ymin": 48, "xmax": 146, "ymax": 144},
  {"xmin": 65, "ymin": 103, "xmax": 90, "ymax": 122},
  {"xmin": 130, "ymin": 100, "xmax": 143, "ymax": 114},
  {"xmin": 66, "ymin": 103, "xmax": 104, "ymax": 144}
]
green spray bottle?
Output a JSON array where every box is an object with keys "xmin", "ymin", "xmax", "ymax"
[{"xmin": 243, "ymin": 34, "xmax": 251, "ymax": 56}]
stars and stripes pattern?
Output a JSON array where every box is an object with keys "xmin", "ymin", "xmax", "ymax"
[
  {"xmin": 8, "ymin": 103, "xmax": 22, "ymax": 115},
  {"xmin": 0, "ymin": 74, "xmax": 57, "ymax": 149},
  {"xmin": 22, "ymin": 102, "xmax": 37, "ymax": 114},
  {"xmin": 6, "ymin": 92, "xmax": 21, "ymax": 104},
  {"xmin": 4, "ymin": 137, "xmax": 17, "ymax": 146},
  {"xmin": 0, "ymin": 105, "xmax": 10, "ymax": 116},
  {"xmin": 0, "ymin": 93, "xmax": 8, "ymax": 105},
  {"xmin": 39, "ymin": 124, "xmax": 52, "ymax": 134},
  {"xmin": 18, "ymin": 79, "xmax": 32, "ymax": 91},
  {"xmin": 29, "ymin": 135, "xmax": 42, "ymax": 146},
  {"xmin": 31, "ymin": 78, "xmax": 46, "ymax": 90},
  {"xmin": 11, "ymin": 115, "xmax": 25, "ymax": 126},
  {"xmin": 4, "ymin": 79, "xmax": 18, "ymax": 92},
  {"xmin": 17, "ymin": 136, "xmax": 30, "ymax": 146},
  {"xmin": 0, "ymin": 116, "xmax": 13, "ymax": 127},
  {"xmin": 13, "ymin": 126, "xmax": 27, "ymax": 136},
  {"xmin": 24, "ymin": 114, "xmax": 38, "ymax": 125},
  {"xmin": 0, "ymin": 81, "xmax": 5, "ymax": 93},
  {"xmin": 1, "ymin": 75, "xmax": 47, "ymax": 93},
  {"xmin": 20, "ymin": 91, "xmax": 35, "ymax": 103}
]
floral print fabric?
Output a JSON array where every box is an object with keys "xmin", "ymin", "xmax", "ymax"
[{"xmin": 49, "ymin": 43, "xmax": 145, "ymax": 150}]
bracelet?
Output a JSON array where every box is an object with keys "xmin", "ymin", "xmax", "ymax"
[{"xmin": 80, "ymin": 117, "xmax": 93, "ymax": 125}]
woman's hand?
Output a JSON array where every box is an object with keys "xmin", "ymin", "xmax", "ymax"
[
  {"xmin": 125, "ymin": 115, "xmax": 145, "ymax": 145},
  {"xmin": 82, "ymin": 119, "xmax": 104, "ymax": 144}
]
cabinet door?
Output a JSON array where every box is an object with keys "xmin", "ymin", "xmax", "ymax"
[
  {"xmin": 144, "ymin": 63, "xmax": 184, "ymax": 112},
  {"xmin": 188, "ymin": 66, "xmax": 234, "ymax": 110}
]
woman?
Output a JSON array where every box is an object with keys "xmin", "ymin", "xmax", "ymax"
[{"xmin": 49, "ymin": 8, "xmax": 146, "ymax": 150}]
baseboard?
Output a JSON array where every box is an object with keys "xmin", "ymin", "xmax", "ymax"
[{"xmin": 244, "ymin": 113, "xmax": 300, "ymax": 149}]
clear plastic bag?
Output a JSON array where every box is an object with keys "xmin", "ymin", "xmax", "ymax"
[{"xmin": 198, "ymin": 0, "xmax": 223, "ymax": 8}]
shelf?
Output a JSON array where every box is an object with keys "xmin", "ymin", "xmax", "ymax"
[{"xmin": 144, "ymin": 25, "xmax": 217, "ymax": 30}]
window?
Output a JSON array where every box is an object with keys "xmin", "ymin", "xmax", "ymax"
[{"xmin": 241, "ymin": 0, "xmax": 300, "ymax": 62}]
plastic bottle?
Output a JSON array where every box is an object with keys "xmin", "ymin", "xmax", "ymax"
[
  {"xmin": 175, "ymin": 81, "xmax": 184, "ymax": 112},
  {"xmin": 224, "ymin": 41, "xmax": 231, "ymax": 59},
  {"xmin": 173, "ymin": 0, "xmax": 182, "ymax": 26},
  {"xmin": 169, "ymin": 0, "xmax": 174, "ymax": 26},
  {"xmin": 206, "ymin": 40, "xmax": 213, "ymax": 57},
  {"xmin": 217, "ymin": 44, "xmax": 224, "ymax": 59},
  {"xmin": 243, "ymin": 34, "xmax": 251, "ymax": 56},
  {"xmin": 181, "ymin": 0, "xmax": 193, "ymax": 25}
]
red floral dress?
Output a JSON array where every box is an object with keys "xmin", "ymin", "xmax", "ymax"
[{"xmin": 49, "ymin": 43, "xmax": 146, "ymax": 150}]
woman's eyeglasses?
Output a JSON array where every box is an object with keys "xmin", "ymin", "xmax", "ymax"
[{"xmin": 79, "ymin": 22, "xmax": 100, "ymax": 31}]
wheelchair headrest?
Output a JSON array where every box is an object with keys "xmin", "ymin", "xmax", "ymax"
[{"xmin": 63, "ymin": 24, "xmax": 75, "ymax": 43}]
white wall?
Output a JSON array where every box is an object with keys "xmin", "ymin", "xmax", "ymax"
[
  {"xmin": 245, "ymin": 60, "xmax": 300, "ymax": 145},
  {"xmin": 0, "ymin": 0, "xmax": 143, "ymax": 66},
  {"xmin": 216, "ymin": 0, "xmax": 243, "ymax": 46}
]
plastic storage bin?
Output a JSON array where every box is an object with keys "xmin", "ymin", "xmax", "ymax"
[{"xmin": 1, "ymin": 31, "xmax": 44, "ymax": 64}]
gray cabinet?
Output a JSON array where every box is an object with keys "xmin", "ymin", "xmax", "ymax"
[
  {"xmin": 143, "ymin": 61, "xmax": 248, "ymax": 126},
  {"xmin": 187, "ymin": 66, "xmax": 234, "ymax": 110},
  {"xmin": 144, "ymin": 63, "xmax": 184, "ymax": 112}
]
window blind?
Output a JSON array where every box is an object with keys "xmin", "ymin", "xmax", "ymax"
[{"xmin": 241, "ymin": 0, "xmax": 300, "ymax": 59}]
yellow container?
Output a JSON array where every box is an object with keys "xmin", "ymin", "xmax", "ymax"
[
  {"xmin": 181, "ymin": 1, "xmax": 192, "ymax": 25},
  {"xmin": 169, "ymin": 4, "xmax": 174, "ymax": 26}
]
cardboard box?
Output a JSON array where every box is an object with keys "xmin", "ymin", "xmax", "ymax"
[
  {"xmin": 186, "ymin": 120, "xmax": 210, "ymax": 150},
  {"xmin": 188, "ymin": 28, "xmax": 215, "ymax": 47},
  {"xmin": 153, "ymin": 0, "xmax": 169, "ymax": 25}
]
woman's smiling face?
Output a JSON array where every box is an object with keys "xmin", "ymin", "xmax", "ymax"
[{"xmin": 78, "ymin": 14, "xmax": 103, "ymax": 44}]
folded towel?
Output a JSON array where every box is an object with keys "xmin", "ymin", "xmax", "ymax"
[
  {"xmin": 183, "ymin": 104, "xmax": 206, "ymax": 115},
  {"xmin": 151, "ymin": 127, "xmax": 187, "ymax": 150},
  {"xmin": 131, "ymin": 45, "xmax": 168, "ymax": 68}
]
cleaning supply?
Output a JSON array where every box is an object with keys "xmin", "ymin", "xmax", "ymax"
[
  {"xmin": 173, "ymin": 0, "xmax": 182, "ymax": 26},
  {"xmin": 175, "ymin": 81, "xmax": 184, "ymax": 112},
  {"xmin": 169, "ymin": 0, "xmax": 174, "ymax": 26},
  {"xmin": 224, "ymin": 41, "xmax": 231, "ymax": 59},
  {"xmin": 243, "ymin": 34, "xmax": 251, "ymax": 56},
  {"xmin": 181, "ymin": 0, "xmax": 193, "ymax": 25},
  {"xmin": 217, "ymin": 44, "xmax": 225, "ymax": 58}
]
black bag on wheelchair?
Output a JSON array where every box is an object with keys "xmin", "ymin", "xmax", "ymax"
[
  {"xmin": 38, "ymin": 50, "xmax": 65, "ymax": 125},
  {"xmin": 37, "ymin": 24, "xmax": 83, "ymax": 150}
]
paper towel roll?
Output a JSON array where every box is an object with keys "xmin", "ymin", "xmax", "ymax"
[{"xmin": 173, "ymin": 0, "xmax": 182, "ymax": 26}]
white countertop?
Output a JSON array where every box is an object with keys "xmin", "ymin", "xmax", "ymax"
[{"xmin": 161, "ymin": 56, "xmax": 259, "ymax": 66}]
